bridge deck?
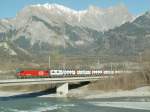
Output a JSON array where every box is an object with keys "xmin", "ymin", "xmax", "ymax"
[{"xmin": 0, "ymin": 76, "xmax": 112, "ymax": 86}]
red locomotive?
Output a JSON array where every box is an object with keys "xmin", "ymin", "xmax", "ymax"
[{"xmin": 16, "ymin": 70, "xmax": 49, "ymax": 78}]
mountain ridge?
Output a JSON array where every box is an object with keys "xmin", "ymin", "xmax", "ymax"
[{"xmin": 1, "ymin": 4, "xmax": 150, "ymax": 64}]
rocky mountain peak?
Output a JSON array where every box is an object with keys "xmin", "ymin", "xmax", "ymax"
[
  {"xmin": 14, "ymin": 3, "xmax": 133, "ymax": 31},
  {"xmin": 0, "ymin": 3, "xmax": 136, "ymax": 55},
  {"xmin": 30, "ymin": 3, "xmax": 87, "ymax": 15},
  {"xmin": 145, "ymin": 11, "xmax": 150, "ymax": 18},
  {"xmin": 1, "ymin": 3, "xmax": 150, "ymax": 61}
]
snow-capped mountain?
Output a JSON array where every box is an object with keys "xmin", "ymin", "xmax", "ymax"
[
  {"xmin": 14, "ymin": 3, "xmax": 133, "ymax": 31},
  {"xmin": 1, "ymin": 3, "xmax": 132, "ymax": 49},
  {"xmin": 0, "ymin": 19, "xmax": 12, "ymax": 32},
  {"xmin": 0, "ymin": 3, "xmax": 134, "ymax": 57}
]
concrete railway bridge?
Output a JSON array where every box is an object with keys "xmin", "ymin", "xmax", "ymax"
[
  {"xmin": 0, "ymin": 76, "xmax": 114, "ymax": 96},
  {"xmin": 0, "ymin": 70, "xmax": 132, "ymax": 96}
]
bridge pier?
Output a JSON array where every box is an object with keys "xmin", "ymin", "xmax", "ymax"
[{"xmin": 56, "ymin": 83, "xmax": 69, "ymax": 97}]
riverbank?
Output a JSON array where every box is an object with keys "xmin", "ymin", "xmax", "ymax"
[
  {"xmin": 1, "ymin": 86, "xmax": 149, "ymax": 99},
  {"xmin": 0, "ymin": 85, "xmax": 150, "ymax": 99},
  {"xmin": 67, "ymin": 85, "xmax": 150, "ymax": 99},
  {"xmin": 67, "ymin": 72, "xmax": 150, "ymax": 99}
]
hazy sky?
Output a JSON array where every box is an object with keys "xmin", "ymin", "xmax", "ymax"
[{"xmin": 0, "ymin": 0, "xmax": 150, "ymax": 19}]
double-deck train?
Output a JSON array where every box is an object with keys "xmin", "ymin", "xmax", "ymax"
[{"xmin": 16, "ymin": 69, "xmax": 121, "ymax": 78}]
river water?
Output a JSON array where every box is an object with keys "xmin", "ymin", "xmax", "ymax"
[{"xmin": 0, "ymin": 96, "xmax": 150, "ymax": 112}]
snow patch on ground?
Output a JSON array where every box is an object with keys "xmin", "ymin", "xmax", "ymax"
[
  {"xmin": 39, "ymin": 94, "xmax": 58, "ymax": 98},
  {"xmin": 0, "ymin": 92, "xmax": 28, "ymax": 97},
  {"xmin": 0, "ymin": 42, "xmax": 17, "ymax": 55},
  {"xmin": 90, "ymin": 102, "xmax": 150, "ymax": 110}
]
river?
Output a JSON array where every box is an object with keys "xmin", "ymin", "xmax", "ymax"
[{"xmin": 0, "ymin": 96, "xmax": 150, "ymax": 112}]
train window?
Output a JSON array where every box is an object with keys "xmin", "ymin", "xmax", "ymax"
[{"xmin": 20, "ymin": 71, "xmax": 24, "ymax": 73}]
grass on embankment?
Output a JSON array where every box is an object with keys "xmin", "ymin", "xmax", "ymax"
[
  {"xmin": 88, "ymin": 71, "xmax": 150, "ymax": 91},
  {"xmin": 0, "ymin": 84, "xmax": 56, "ymax": 92}
]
